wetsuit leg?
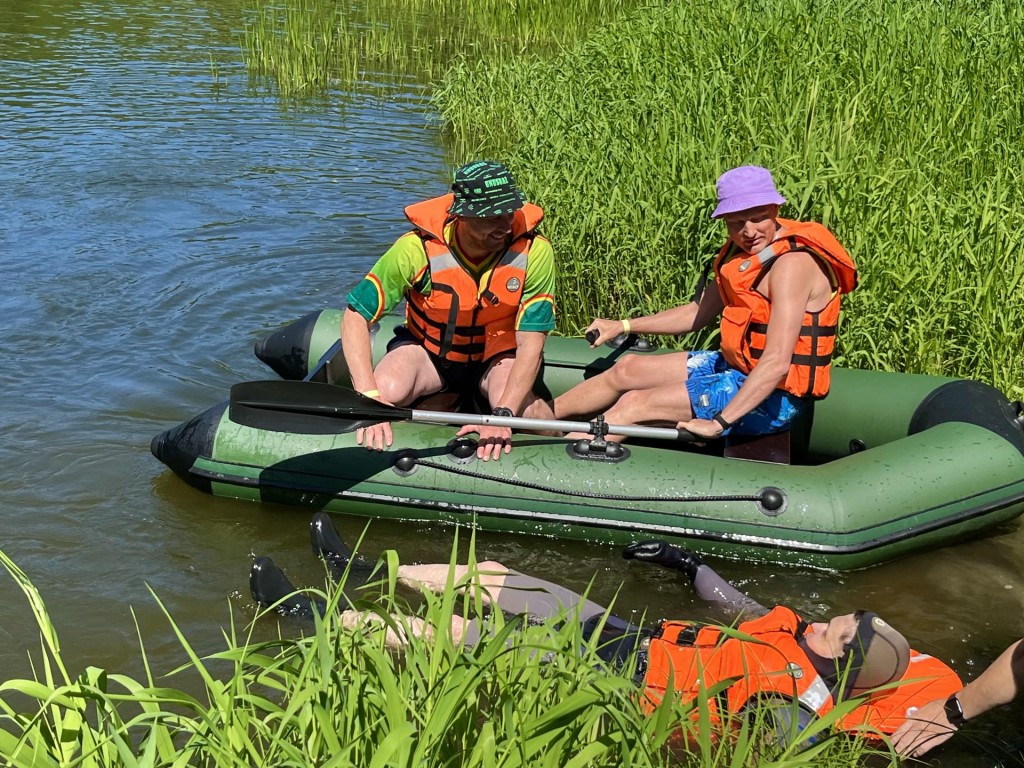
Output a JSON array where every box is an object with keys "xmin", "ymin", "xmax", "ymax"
[
  {"xmin": 455, "ymin": 571, "xmax": 610, "ymax": 651},
  {"xmin": 692, "ymin": 564, "xmax": 768, "ymax": 620},
  {"xmin": 491, "ymin": 571, "xmax": 609, "ymax": 623}
]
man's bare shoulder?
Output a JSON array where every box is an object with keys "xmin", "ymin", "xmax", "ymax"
[{"xmin": 762, "ymin": 251, "xmax": 834, "ymax": 307}]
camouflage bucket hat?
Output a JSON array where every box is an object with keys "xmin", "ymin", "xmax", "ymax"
[{"xmin": 448, "ymin": 160, "xmax": 526, "ymax": 218}]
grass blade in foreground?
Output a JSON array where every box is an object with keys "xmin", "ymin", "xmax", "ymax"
[{"xmin": 0, "ymin": 545, "xmax": 901, "ymax": 766}]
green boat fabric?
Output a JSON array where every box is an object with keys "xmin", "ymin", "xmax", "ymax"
[{"xmin": 153, "ymin": 310, "xmax": 1024, "ymax": 570}]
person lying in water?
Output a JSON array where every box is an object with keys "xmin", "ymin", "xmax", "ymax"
[{"xmin": 252, "ymin": 513, "xmax": 962, "ymax": 744}]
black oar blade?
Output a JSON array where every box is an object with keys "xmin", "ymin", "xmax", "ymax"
[
  {"xmin": 228, "ymin": 401, "xmax": 379, "ymax": 435},
  {"xmin": 228, "ymin": 380, "xmax": 411, "ymax": 435}
]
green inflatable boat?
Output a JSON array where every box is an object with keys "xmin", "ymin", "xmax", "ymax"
[{"xmin": 151, "ymin": 309, "xmax": 1024, "ymax": 570}]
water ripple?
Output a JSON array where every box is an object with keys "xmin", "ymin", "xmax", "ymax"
[{"xmin": 0, "ymin": 0, "xmax": 452, "ymax": 682}]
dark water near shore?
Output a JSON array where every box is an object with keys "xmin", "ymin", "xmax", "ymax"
[{"xmin": 1, "ymin": 1, "xmax": 1021, "ymax": 763}]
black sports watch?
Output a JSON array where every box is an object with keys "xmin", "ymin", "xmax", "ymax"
[
  {"xmin": 943, "ymin": 693, "xmax": 967, "ymax": 729},
  {"xmin": 712, "ymin": 413, "xmax": 732, "ymax": 430},
  {"xmin": 491, "ymin": 407, "xmax": 514, "ymax": 418}
]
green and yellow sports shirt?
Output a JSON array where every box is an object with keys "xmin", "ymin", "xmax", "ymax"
[{"xmin": 346, "ymin": 224, "xmax": 556, "ymax": 332}]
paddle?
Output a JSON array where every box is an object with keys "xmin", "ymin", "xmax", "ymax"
[{"xmin": 229, "ymin": 380, "xmax": 697, "ymax": 442}]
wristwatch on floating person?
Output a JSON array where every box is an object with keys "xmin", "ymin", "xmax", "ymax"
[
  {"xmin": 713, "ymin": 413, "xmax": 732, "ymax": 431},
  {"xmin": 491, "ymin": 407, "xmax": 514, "ymax": 418}
]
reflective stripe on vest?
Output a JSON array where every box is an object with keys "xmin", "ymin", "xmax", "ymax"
[
  {"xmin": 402, "ymin": 194, "xmax": 542, "ymax": 364},
  {"xmin": 714, "ymin": 220, "xmax": 858, "ymax": 399}
]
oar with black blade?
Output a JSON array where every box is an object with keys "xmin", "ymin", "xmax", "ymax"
[{"xmin": 229, "ymin": 380, "xmax": 698, "ymax": 442}]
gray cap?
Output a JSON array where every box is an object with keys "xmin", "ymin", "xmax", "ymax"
[{"xmin": 846, "ymin": 611, "xmax": 911, "ymax": 695}]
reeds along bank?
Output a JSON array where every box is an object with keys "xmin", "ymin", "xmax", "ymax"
[{"xmin": 435, "ymin": 0, "xmax": 1024, "ymax": 397}]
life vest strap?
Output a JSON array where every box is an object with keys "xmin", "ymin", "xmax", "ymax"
[
  {"xmin": 749, "ymin": 348, "xmax": 834, "ymax": 367},
  {"xmin": 748, "ymin": 322, "xmax": 836, "ymax": 338},
  {"xmin": 406, "ymin": 299, "xmax": 486, "ymax": 336}
]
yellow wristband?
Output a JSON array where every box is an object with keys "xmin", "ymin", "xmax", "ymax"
[
  {"xmin": 621, "ymin": 318, "xmax": 631, "ymax": 334},
  {"xmin": 361, "ymin": 389, "xmax": 380, "ymax": 398}
]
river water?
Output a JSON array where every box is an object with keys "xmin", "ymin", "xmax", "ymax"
[{"xmin": 1, "ymin": 1, "xmax": 1021, "ymax": 763}]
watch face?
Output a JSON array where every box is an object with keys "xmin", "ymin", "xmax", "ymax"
[{"xmin": 944, "ymin": 695, "xmax": 966, "ymax": 726}]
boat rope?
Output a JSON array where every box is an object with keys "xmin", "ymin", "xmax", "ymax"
[{"xmin": 413, "ymin": 458, "xmax": 767, "ymax": 504}]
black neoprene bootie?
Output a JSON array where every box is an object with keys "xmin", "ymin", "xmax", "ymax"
[
  {"xmin": 309, "ymin": 512, "xmax": 373, "ymax": 582},
  {"xmin": 250, "ymin": 556, "xmax": 325, "ymax": 619},
  {"xmin": 622, "ymin": 540, "xmax": 704, "ymax": 582}
]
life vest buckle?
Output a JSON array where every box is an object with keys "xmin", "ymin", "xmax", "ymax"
[{"xmin": 676, "ymin": 625, "xmax": 699, "ymax": 646}]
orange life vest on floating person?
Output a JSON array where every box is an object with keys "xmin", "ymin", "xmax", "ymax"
[
  {"xmin": 403, "ymin": 194, "xmax": 543, "ymax": 364},
  {"xmin": 640, "ymin": 606, "xmax": 962, "ymax": 738},
  {"xmin": 714, "ymin": 219, "xmax": 858, "ymax": 399}
]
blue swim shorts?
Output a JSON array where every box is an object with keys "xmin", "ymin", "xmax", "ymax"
[{"xmin": 684, "ymin": 350, "xmax": 806, "ymax": 435}]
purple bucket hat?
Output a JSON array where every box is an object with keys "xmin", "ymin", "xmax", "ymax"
[{"xmin": 712, "ymin": 165, "xmax": 786, "ymax": 218}]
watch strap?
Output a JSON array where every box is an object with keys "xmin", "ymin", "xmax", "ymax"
[
  {"xmin": 713, "ymin": 413, "xmax": 732, "ymax": 430},
  {"xmin": 491, "ymin": 407, "xmax": 514, "ymax": 418}
]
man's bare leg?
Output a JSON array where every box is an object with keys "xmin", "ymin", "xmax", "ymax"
[
  {"xmin": 336, "ymin": 562, "xmax": 509, "ymax": 650},
  {"xmin": 398, "ymin": 561, "xmax": 607, "ymax": 623},
  {"xmin": 562, "ymin": 382, "xmax": 695, "ymax": 441},
  {"xmin": 342, "ymin": 560, "xmax": 608, "ymax": 650},
  {"xmin": 356, "ymin": 344, "xmax": 446, "ymax": 450},
  {"xmin": 479, "ymin": 355, "xmax": 557, "ymax": 425},
  {"xmin": 397, "ymin": 561, "xmax": 511, "ymax": 604},
  {"xmin": 338, "ymin": 608, "xmax": 474, "ymax": 649},
  {"xmin": 372, "ymin": 344, "xmax": 445, "ymax": 406},
  {"xmin": 553, "ymin": 351, "xmax": 690, "ymax": 423}
]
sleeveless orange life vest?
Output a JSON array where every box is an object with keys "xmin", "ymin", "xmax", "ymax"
[
  {"xmin": 403, "ymin": 194, "xmax": 543, "ymax": 364},
  {"xmin": 713, "ymin": 219, "xmax": 858, "ymax": 399},
  {"xmin": 640, "ymin": 606, "xmax": 961, "ymax": 738}
]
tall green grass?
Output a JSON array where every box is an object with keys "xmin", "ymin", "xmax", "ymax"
[
  {"xmin": 434, "ymin": 0, "xmax": 1024, "ymax": 397},
  {"xmin": 242, "ymin": 0, "xmax": 359, "ymax": 97},
  {"xmin": 0, "ymin": 546, "xmax": 896, "ymax": 766},
  {"xmin": 241, "ymin": 0, "xmax": 644, "ymax": 96}
]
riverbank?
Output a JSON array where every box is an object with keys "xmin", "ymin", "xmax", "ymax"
[
  {"xmin": 433, "ymin": 0, "xmax": 1024, "ymax": 398},
  {"xmin": 2, "ymin": 1, "xmax": 1021, "ymax": 766},
  {"xmin": 0, "ymin": 546, "xmax": 895, "ymax": 767}
]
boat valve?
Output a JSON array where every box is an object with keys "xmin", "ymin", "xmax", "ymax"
[{"xmin": 756, "ymin": 486, "xmax": 788, "ymax": 517}]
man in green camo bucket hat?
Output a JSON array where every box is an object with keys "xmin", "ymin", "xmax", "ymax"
[{"xmin": 341, "ymin": 160, "xmax": 557, "ymax": 461}]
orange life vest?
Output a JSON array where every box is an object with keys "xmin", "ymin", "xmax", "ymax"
[
  {"xmin": 641, "ymin": 606, "xmax": 962, "ymax": 738},
  {"xmin": 403, "ymin": 194, "xmax": 543, "ymax": 364},
  {"xmin": 714, "ymin": 219, "xmax": 858, "ymax": 399}
]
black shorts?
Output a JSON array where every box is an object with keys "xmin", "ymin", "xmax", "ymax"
[{"xmin": 387, "ymin": 325, "xmax": 511, "ymax": 400}]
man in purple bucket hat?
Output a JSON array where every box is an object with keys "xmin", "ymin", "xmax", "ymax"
[{"xmin": 553, "ymin": 165, "xmax": 858, "ymax": 444}]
